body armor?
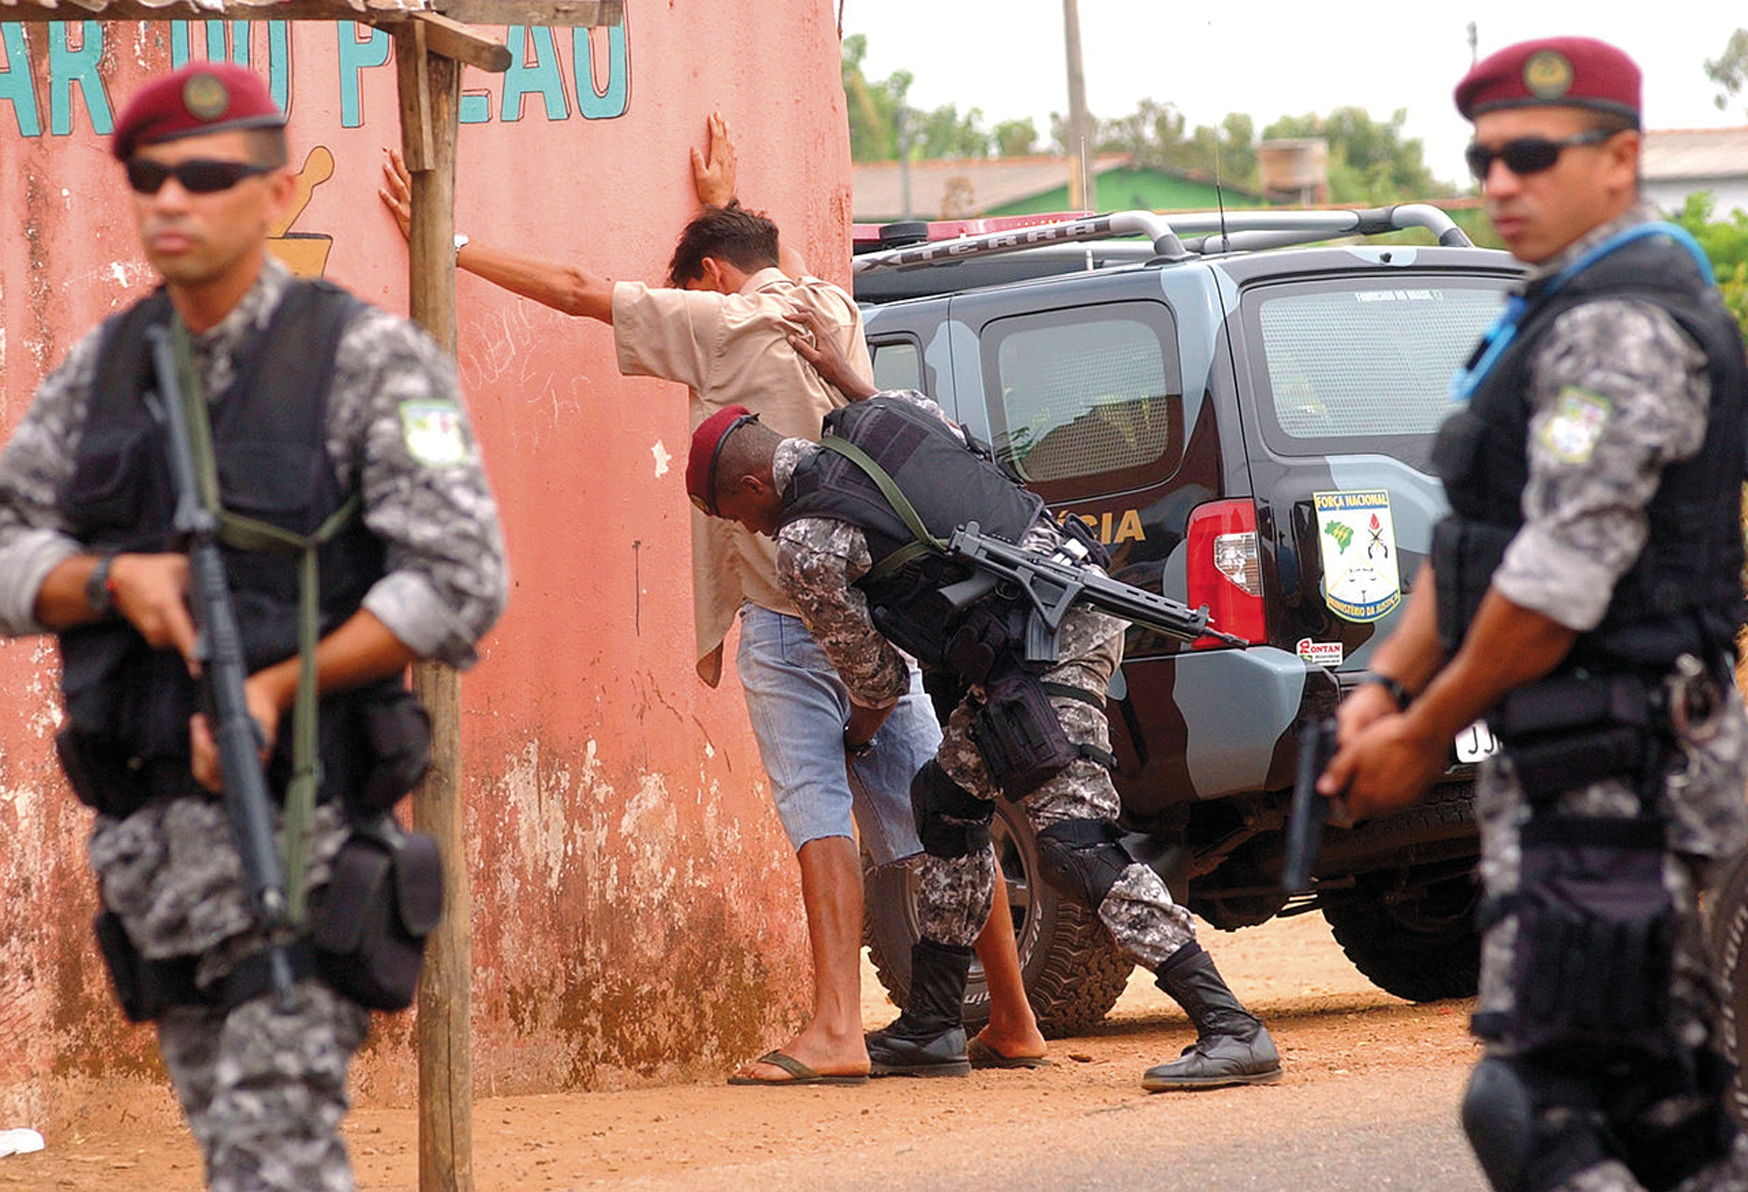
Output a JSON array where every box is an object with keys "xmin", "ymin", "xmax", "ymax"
[
  {"xmin": 56, "ymin": 281, "xmax": 391, "ymax": 802},
  {"xmin": 780, "ymin": 395, "xmax": 1043, "ymax": 670},
  {"xmin": 1429, "ymin": 226, "xmax": 1748, "ymax": 669}
]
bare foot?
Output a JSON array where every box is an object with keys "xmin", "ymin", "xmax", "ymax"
[
  {"xmin": 971, "ymin": 1024, "xmax": 1048, "ymax": 1062},
  {"xmin": 732, "ymin": 1021, "xmax": 869, "ymax": 1083}
]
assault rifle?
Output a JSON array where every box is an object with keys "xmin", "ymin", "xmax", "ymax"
[
  {"xmin": 1282, "ymin": 717, "xmax": 1337, "ymax": 894},
  {"xmin": 146, "ymin": 324, "xmax": 297, "ymax": 1007},
  {"xmin": 941, "ymin": 522, "xmax": 1248, "ymax": 663}
]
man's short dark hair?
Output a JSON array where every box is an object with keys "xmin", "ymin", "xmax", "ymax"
[{"xmin": 666, "ymin": 200, "xmax": 780, "ymax": 288}]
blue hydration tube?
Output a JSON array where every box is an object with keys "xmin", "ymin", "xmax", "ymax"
[{"xmin": 1449, "ymin": 222, "xmax": 1714, "ymax": 403}]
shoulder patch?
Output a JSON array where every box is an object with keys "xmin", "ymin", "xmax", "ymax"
[
  {"xmin": 1538, "ymin": 385, "xmax": 1612, "ymax": 464},
  {"xmin": 399, "ymin": 399, "xmax": 468, "ymax": 466}
]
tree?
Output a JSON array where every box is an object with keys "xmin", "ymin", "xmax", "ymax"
[
  {"xmin": 842, "ymin": 34, "xmax": 994, "ymax": 161},
  {"xmin": 1705, "ymin": 29, "xmax": 1748, "ymax": 111},
  {"xmin": 1077, "ymin": 99, "xmax": 1258, "ymax": 184},
  {"xmin": 1262, "ymin": 107, "xmax": 1446, "ymax": 203},
  {"xmin": 993, "ymin": 117, "xmax": 1040, "ymax": 157},
  {"xmin": 842, "ymin": 33, "xmax": 906, "ymax": 161},
  {"xmin": 1671, "ymin": 192, "xmax": 1748, "ymax": 336}
]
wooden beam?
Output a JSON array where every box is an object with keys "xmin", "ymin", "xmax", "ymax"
[
  {"xmin": 431, "ymin": 0, "xmax": 622, "ymax": 24},
  {"xmin": 393, "ymin": 27, "xmax": 472, "ymax": 1192},
  {"xmin": 394, "ymin": 19, "xmax": 435, "ymax": 171},
  {"xmin": 384, "ymin": 11, "xmax": 511, "ymax": 73}
]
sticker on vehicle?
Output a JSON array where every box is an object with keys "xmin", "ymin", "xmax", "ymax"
[
  {"xmin": 1314, "ymin": 489, "xmax": 1402, "ymax": 623},
  {"xmin": 1296, "ymin": 638, "xmax": 1344, "ymax": 666}
]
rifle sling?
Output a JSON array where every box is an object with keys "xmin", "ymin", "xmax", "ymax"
[
  {"xmin": 170, "ymin": 318, "xmax": 358, "ymax": 926},
  {"xmin": 816, "ymin": 435, "xmax": 946, "ymax": 584}
]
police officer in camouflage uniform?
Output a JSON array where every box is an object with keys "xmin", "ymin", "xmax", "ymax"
[
  {"xmin": 1322, "ymin": 37, "xmax": 1748, "ymax": 1192},
  {"xmin": 0, "ymin": 64, "xmax": 507, "ymax": 1191},
  {"xmin": 683, "ymin": 307, "xmax": 1281, "ymax": 1090}
]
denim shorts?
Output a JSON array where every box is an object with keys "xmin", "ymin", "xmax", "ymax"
[{"xmin": 736, "ymin": 603, "xmax": 940, "ymax": 866}]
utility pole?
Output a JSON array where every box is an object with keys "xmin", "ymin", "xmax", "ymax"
[
  {"xmin": 1063, "ymin": 0, "xmax": 1094, "ymax": 211},
  {"xmin": 1467, "ymin": 21, "xmax": 1478, "ymax": 67},
  {"xmin": 897, "ymin": 106, "xmax": 913, "ymax": 220}
]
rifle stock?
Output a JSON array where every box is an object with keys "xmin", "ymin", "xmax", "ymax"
[
  {"xmin": 145, "ymin": 324, "xmax": 295, "ymax": 1005},
  {"xmin": 944, "ymin": 523, "xmax": 1247, "ymax": 662}
]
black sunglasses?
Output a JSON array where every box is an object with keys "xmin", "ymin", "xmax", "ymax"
[
  {"xmin": 126, "ymin": 157, "xmax": 277, "ymax": 195},
  {"xmin": 1464, "ymin": 128, "xmax": 1615, "ymax": 181}
]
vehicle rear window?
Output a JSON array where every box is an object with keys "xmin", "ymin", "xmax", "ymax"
[
  {"xmin": 982, "ymin": 302, "xmax": 1182, "ymax": 489},
  {"xmin": 871, "ymin": 340, "xmax": 924, "ymax": 392},
  {"xmin": 1247, "ymin": 279, "xmax": 1508, "ymax": 463}
]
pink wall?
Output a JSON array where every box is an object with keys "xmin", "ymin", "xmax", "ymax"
[{"xmin": 0, "ymin": 4, "xmax": 854, "ymax": 1130}]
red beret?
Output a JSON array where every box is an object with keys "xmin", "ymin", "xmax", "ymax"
[
  {"xmin": 1455, "ymin": 37, "xmax": 1640, "ymax": 127},
  {"xmin": 112, "ymin": 62, "xmax": 286, "ymax": 161},
  {"xmin": 686, "ymin": 405, "xmax": 759, "ymax": 515}
]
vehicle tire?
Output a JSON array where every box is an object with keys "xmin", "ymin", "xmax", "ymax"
[
  {"xmin": 864, "ymin": 799, "xmax": 1134, "ymax": 1038},
  {"xmin": 1319, "ymin": 869, "xmax": 1481, "ymax": 1003},
  {"xmin": 1705, "ymin": 845, "xmax": 1748, "ymax": 1131}
]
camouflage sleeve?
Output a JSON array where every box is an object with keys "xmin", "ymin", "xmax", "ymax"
[
  {"xmin": 1493, "ymin": 298, "xmax": 1710, "ymax": 632},
  {"xmin": 328, "ymin": 306, "xmax": 509, "ymax": 669},
  {"xmin": 0, "ymin": 327, "xmax": 103, "ymax": 636},
  {"xmin": 776, "ymin": 517, "xmax": 909, "ymax": 708}
]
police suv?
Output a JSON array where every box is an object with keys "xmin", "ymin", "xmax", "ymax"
[{"xmin": 853, "ymin": 206, "xmax": 1522, "ymax": 1033}]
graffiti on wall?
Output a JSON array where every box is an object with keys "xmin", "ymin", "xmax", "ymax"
[{"xmin": 0, "ymin": 16, "xmax": 631, "ymax": 139}]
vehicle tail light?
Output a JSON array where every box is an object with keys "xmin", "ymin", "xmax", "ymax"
[{"xmin": 1186, "ymin": 498, "xmax": 1267, "ymax": 649}]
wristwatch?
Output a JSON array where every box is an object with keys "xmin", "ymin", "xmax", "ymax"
[
  {"xmin": 85, "ymin": 552, "xmax": 117, "ymax": 617},
  {"xmin": 453, "ymin": 232, "xmax": 470, "ymax": 258},
  {"xmin": 1358, "ymin": 671, "xmax": 1412, "ymax": 711}
]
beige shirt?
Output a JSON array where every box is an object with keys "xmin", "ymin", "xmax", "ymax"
[{"xmin": 613, "ymin": 266, "xmax": 871, "ymax": 685}]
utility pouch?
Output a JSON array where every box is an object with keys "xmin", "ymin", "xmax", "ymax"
[
  {"xmin": 1490, "ymin": 675, "xmax": 1651, "ymax": 796},
  {"xmin": 311, "ymin": 820, "xmax": 443, "ymax": 1012},
  {"xmin": 1506, "ymin": 815, "xmax": 1677, "ymax": 1061},
  {"xmin": 93, "ymin": 909, "xmax": 202, "ymax": 1023},
  {"xmin": 355, "ymin": 693, "xmax": 433, "ymax": 814},
  {"xmin": 55, "ymin": 727, "xmax": 141, "ymax": 818},
  {"xmin": 969, "ymin": 667, "xmax": 1078, "ymax": 799}
]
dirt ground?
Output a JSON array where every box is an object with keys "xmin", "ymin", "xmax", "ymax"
[{"xmin": 0, "ymin": 912, "xmax": 1479, "ymax": 1191}]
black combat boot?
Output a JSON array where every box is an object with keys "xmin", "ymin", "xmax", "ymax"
[
  {"xmin": 865, "ymin": 939, "xmax": 972, "ymax": 1077},
  {"xmin": 1143, "ymin": 943, "xmax": 1282, "ymax": 1091}
]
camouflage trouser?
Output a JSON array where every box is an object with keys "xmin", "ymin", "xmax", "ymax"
[
  {"xmin": 1472, "ymin": 702, "xmax": 1748, "ymax": 1192},
  {"xmin": 157, "ymin": 976, "xmax": 369, "ymax": 1192},
  {"xmin": 915, "ymin": 615, "xmax": 1197, "ymax": 969}
]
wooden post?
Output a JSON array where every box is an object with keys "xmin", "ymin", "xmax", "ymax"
[{"xmin": 393, "ymin": 23, "xmax": 470, "ymax": 1192}]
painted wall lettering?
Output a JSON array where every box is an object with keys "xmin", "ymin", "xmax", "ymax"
[
  {"xmin": 47, "ymin": 22, "xmax": 110, "ymax": 136},
  {"xmin": 0, "ymin": 16, "xmax": 631, "ymax": 140}
]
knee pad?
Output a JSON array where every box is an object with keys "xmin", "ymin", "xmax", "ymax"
[
  {"xmin": 1461, "ymin": 1057, "xmax": 1605, "ymax": 1192},
  {"xmin": 910, "ymin": 760, "xmax": 993, "ymax": 860},
  {"xmin": 1462, "ymin": 1058, "xmax": 1537, "ymax": 1192},
  {"xmin": 1035, "ymin": 819, "xmax": 1132, "ymax": 909}
]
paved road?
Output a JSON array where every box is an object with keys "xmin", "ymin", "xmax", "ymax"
[{"xmin": 591, "ymin": 1064, "xmax": 1487, "ymax": 1192}]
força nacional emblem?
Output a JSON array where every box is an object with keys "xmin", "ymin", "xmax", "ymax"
[{"xmin": 1314, "ymin": 489, "xmax": 1402, "ymax": 623}]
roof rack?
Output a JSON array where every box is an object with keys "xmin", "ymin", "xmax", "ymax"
[{"xmin": 850, "ymin": 204, "xmax": 1472, "ymax": 275}]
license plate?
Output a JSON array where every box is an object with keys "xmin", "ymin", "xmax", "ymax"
[{"xmin": 1455, "ymin": 720, "xmax": 1499, "ymax": 764}]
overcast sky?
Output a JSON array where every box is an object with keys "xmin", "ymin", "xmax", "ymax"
[{"xmin": 838, "ymin": 1, "xmax": 1747, "ymax": 188}]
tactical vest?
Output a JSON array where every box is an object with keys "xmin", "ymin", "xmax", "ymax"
[
  {"xmin": 779, "ymin": 396, "xmax": 1043, "ymax": 667},
  {"xmin": 1429, "ymin": 228, "xmax": 1748, "ymax": 669},
  {"xmin": 57, "ymin": 281, "xmax": 387, "ymax": 771}
]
